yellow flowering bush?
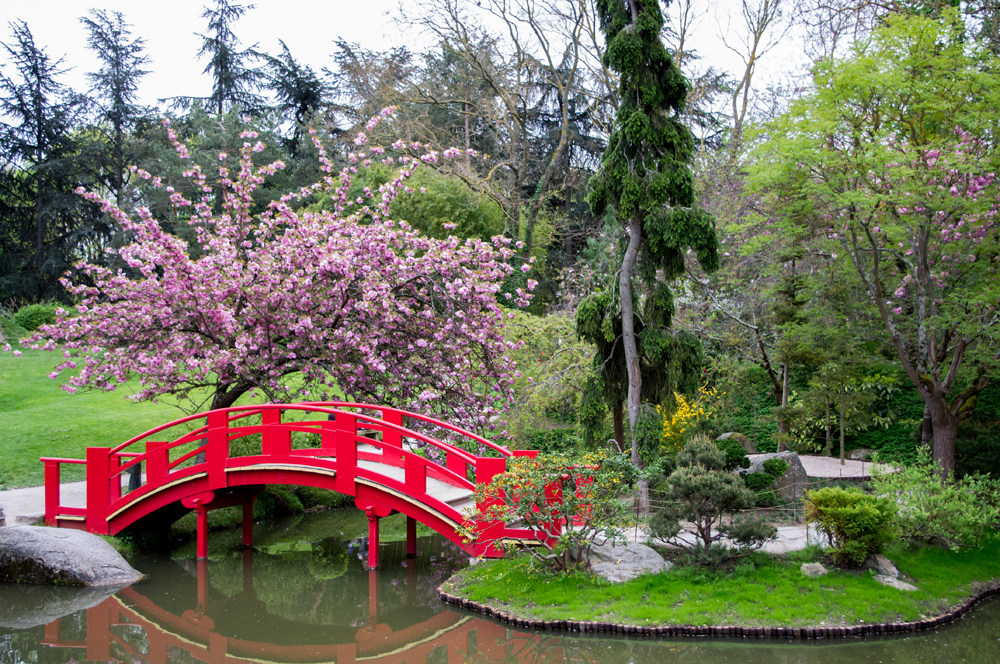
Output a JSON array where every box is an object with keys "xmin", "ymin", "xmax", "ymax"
[{"xmin": 657, "ymin": 385, "xmax": 724, "ymax": 455}]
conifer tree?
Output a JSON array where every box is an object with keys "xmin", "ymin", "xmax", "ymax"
[
  {"xmin": 0, "ymin": 21, "xmax": 102, "ymax": 300},
  {"xmin": 197, "ymin": 0, "xmax": 263, "ymax": 115},
  {"xmin": 81, "ymin": 9, "xmax": 151, "ymax": 208},
  {"xmin": 584, "ymin": 0, "xmax": 719, "ymax": 467}
]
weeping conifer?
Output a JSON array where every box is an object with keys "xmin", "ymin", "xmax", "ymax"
[{"xmin": 580, "ymin": 0, "xmax": 719, "ymax": 468}]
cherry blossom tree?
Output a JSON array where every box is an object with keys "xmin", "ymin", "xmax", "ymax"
[
  {"xmin": 23, "ymin": 108, "xmax": 532, "ymax": 434},
  {"xmin": 756, "ymin": 12, "xmax": 1000, "ymax": 475}
]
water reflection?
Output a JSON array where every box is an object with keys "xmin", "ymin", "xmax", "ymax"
[{"xmin": 2, "ymin": 511, "xmax": 1000, "ymax": 663}]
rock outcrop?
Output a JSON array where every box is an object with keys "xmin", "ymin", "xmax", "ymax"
[
  {"xmin": 717, "ymin": 432, "xmax": 757, "ymax": 454},
  {"xmin": 0, "ymin": 526, "xmax": 144, "ymax": 586},
  {"xmin": 866, "ymin": 553, "xmax": 900, "ymax": 578},
  {"xmin": 800, "ymin": 562, "xmax": 828, "ymax": 577},
  {"xmin": 587, "ymin": 540, "xmax": 671, "ymax": 583},
  {"xmin": 742, "ymin": 451, "xmax": 809, "ymax": 502}
]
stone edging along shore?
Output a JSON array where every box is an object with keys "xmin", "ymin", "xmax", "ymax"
[{"xmin": 438, "ymin": 580, "xmax": 1000, "ymax": 639}]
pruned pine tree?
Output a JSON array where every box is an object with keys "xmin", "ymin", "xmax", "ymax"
[{"xmin": 584, "ymin": 0, "xmax": 719, "ymax": 474}]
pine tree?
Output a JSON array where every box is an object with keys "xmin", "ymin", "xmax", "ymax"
[
  {"xmin": 265, "ymin": 40, "xmax": 327, "ymax": 156},
  {"xmin": 583, "ymin": 0, "xmax": 719, "ymax": 468},
  {"xmin": 81, "ymin": 9, "xmax": 151, "ymax": 208},
  {"xmin": 0, "ymin": 21, "xmax": 103, "ymax": 301},
  {"xmin": 196, "ymin": 0, "xmax": 263, "ymax": 115}
]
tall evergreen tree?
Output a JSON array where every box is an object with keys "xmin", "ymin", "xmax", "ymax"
[
  {"xmin": 81, "ymin": 9, "xmax": 151, "ymax": 208},
  {"xmin": 197, "ymin": 0, "xmax": 263, "ymax": 115},
  {"xmin": 584, "ymin": 0, "xmax": 719, "ymax": 469},
  {"xmin": 0, "ymin": 21, "xmax": 103, "ymax": 301},
  {"xmin": 265, "ymin": 40, "xmax": 327, "ymax": 157}
]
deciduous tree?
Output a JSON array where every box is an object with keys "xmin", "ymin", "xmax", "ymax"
[{"xmin": 27, "ymin": 111, "xmax": 530, "ymax": 434}]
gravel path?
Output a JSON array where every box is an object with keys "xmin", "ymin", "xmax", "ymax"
[{"xmin": 749, "ymin": 453, "xmax": 896, "ymax": 478}]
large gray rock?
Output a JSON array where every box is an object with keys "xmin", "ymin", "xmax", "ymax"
[
  {"xmin": 800, "ymin": 562, "xmax": 828, "ymax": 577},
  {"xmin": 0, "ymin": 505, "xmax": 5, "ymax": 527},
  {"xmin": 866, "ymin": 553, "xmax": 899, "ymax": 578},
  {"xmin": 0, "ymin": 583, "xmax": 120, "ymax": 628},
  {"xmin": 718, "ymin": 432, "xmax": 757, "ymax": 454},
  {"xmin": 588, "ymin": 540, "xmax": 671, "ymax": 583},
  {"xmin": 875, "ymin": 574, "xmax": 917, "ymax": 591},
  {"xmin": 0, "ymin": 526, "xmax": 144, "ymax": 586},
  {"xmin": 742, "ymin": 451, "xmax": 809, "ymax": 502}
]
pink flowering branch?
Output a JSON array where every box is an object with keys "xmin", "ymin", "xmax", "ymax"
[{"xmin": 24, "ymin": 108, "xmax": 532, "ymax": 435}]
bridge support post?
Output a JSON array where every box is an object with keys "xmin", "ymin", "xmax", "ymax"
[
  {"xmin": 406, "ymin": 515, "xmax": 417, "ymax": 558},
  {"xmin": 368, "ymin": 569, "xmax": 379, "ymax": 620},
  {"xmin": 242, "ymin": 497, "xmax": 254, "ymax": 548},
  {"xmin": 196, "ymin": 506, "xmax": 208, "ymax": 560},
  {"xmin": 365, "ymin": 507, "xmax": 380, "ymax": 570}
]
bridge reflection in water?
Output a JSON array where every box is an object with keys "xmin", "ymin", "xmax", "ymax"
[{"xmin": 38, "ymin": 550, "xmax": 570, "ymax": 664}]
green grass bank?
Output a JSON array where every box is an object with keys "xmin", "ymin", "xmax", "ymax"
[
  {"xmin": 444, "ymin": 538, "xmax": 1000, "ymax": 628},
  {"xmin": 0, "ymin": 349, "xmax": 198, "ymax": 488}
]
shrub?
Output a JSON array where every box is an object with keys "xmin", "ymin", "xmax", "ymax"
[
  {"xmin": 465, "ymin": 450, "xmax": 633, "ymax": 573},
  {"xmin": 754, "ymin": 489, "xmax": 777, "ymax": 507},
  {"xmin": 12, "ymin": 302, "xmax": 59, "ymax": 331},
  {"xmin": 762, "ymin": 458, "xmax": 789, "ymax": 478},
  {"xmin": 714, "ymin": 436, "xmax": 751, "ymax": 471},
  {"xmin": 649, "ymin": 435, "xmax": 776, "ymax": 558},
  {"xmin": 870, "ymin": 447, "xmax": 1000, "ymax": 550},
  {"xmin": 804, "ymin": 486, "xmax": 896, "ymax": 566},
  {"xmin": 744, "ymin": 471, "xmax": 775, "ymax": 492},
  {"xmin": 657, "ymin": 385, "xmax": 724, "ymax": 455}
]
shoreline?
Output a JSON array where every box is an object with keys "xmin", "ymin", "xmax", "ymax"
[{"xmin": 437, "ymin": 570, "xmax": 1000, "ymax": 640}]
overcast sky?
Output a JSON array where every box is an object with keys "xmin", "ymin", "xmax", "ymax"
[{"xmin": 0, "ymin": 0, "xmax": 807, "ymax": 108}]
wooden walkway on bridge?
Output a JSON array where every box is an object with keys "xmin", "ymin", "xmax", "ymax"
[{"xmin": 40, "ymin": 403, "xmax": 539, "ymax": 567}]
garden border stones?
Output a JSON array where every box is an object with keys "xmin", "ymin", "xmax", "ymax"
[{"xmin": 437, "ymin": 579, "xmax": 1000, "ymax": 639}]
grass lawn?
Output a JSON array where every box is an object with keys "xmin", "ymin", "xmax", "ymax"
[
  {"xmin": 0, "ymin": 348, "xmax": 203, "ymax": 488},
  {"xmin": 446, "ymin": 538, "xmax": 1000, "ymax": 627}
]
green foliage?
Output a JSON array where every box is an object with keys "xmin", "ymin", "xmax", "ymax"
[
  {"xmin": 504, "ymin": 310, "xmax": 594, "ymax": 447},
  {"xmin": 762, "ymin": 458, "xmax": 789, "ymax": 478},
  {"xmin": 520, "ymin": 427, "xmax": 580, "ymax": 454},
  {"xmin": 11, "ymin": 302, "xmax": 59, "ymax": 332},
  {"xmin": 744, "ymin": 471, "xmax": 775, "ymax": 492},
  {"xmin": 0, "ymin": 315, "xmax": 28, "ymax": 341},
  {"xmin": 456, "ymin": 536, "xmax": 1000, "ymax": 627},
  {"xmin": 714, "ymin": 436, "xmax": 751, "ymax": 471},
  {"xmin": 871, "ymin": 447, "xmax": 1000, "ymax": 550},
  {"xmin": 804, "ymin": 487, "xmax": 897, "ymax": 566},
  {"xmin": 955, "ymin": 382, "xmax": 1000, "ymax": 478},
  {"xmin": 306, "ymin": 537, "xmax": 349, "ymax": 580},
  {"xmin": 704, "ymin": 358, "xmax": 779, "ymax": 453},
  {"xmin": 575, "ymin": 289, "xmax": 705, "ymax": 448},
  {"xmin": 956, "ymin": 421, "xmax": 1000, "ymax": 479},
  {"xmin": 467, "ymin": 450, "xmax": 633, "ymax": 573},
  {"xmin": 650, "ymin": 435, "xmax": 775, "ymax": 557}
]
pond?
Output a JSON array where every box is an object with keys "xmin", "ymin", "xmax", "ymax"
[{"xmin": 1, "ymin": 508, "xmax": 998, "ymax": 663}]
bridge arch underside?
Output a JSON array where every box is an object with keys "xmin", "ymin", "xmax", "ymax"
[{"xmin": 109, "ymin": 467, "xmax": 471, "ymax": 552}]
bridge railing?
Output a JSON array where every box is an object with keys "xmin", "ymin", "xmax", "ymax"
[{"xmin": 42, "ymin": 404, "xmax": 525, "ymax": 545}]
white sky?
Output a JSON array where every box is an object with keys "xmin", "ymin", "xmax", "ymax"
[{"xmin": 0, "ymin": 0, "xmax": 809, "ymax": 109}]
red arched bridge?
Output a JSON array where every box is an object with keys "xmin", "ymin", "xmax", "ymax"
[{"xmin": 41, "ymin": 402, "xmax": 541, "ymax": 566}]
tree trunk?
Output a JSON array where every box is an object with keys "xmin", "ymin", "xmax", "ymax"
[
  {"xmin": 620, "ymin": 213, "xmax": 646, "ymax": 511},
  {"xmin": 927, "ymin": 395, "xmax": 958, "ymax": 478},
  {"xmin": 920, "ymin": 404, "xmax": 933, "ymax": 448},
  {"xmin": 195, "ymin": 384, "xmax": 250, "ymax": 463},
  {"xmin": 823, "ymin": 396, "xmax": 832, "ymax": 457},
  {"xmin": 612, "ymin": 405, "xmax": 625, "ymax": 453},
  {"xmin": 620, "ymin": 215, "xmax": 644, "ymax": 456},
  {"xmin": 776, "ymin": 363, "xmax": 790, "ymax": 452},
  {"xmin": 839, "ymin": 381, "xmax": 846, "ymax": 465}
]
